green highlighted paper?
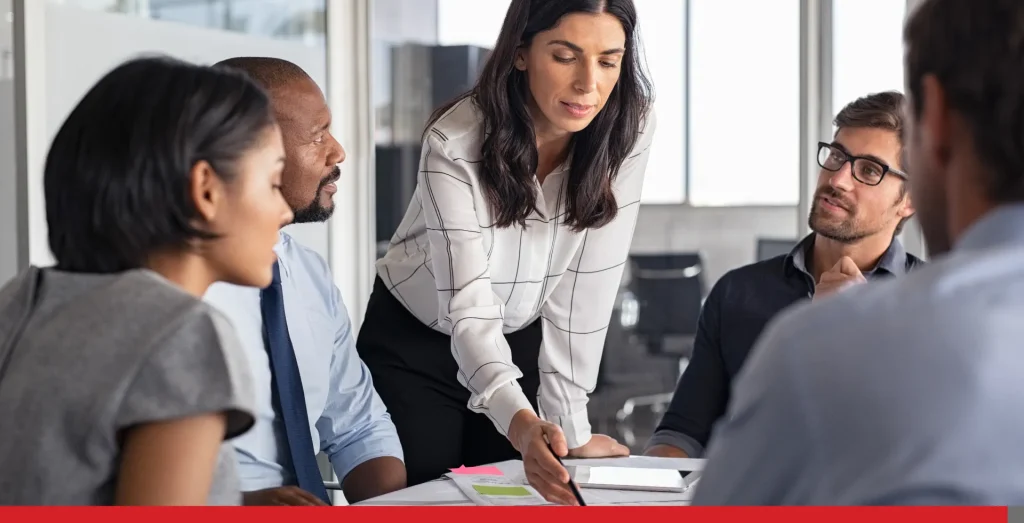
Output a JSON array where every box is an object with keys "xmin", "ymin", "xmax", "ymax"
[{"xmin": 472, "ymin": 485, "xmax": 533, "ymax": 496}]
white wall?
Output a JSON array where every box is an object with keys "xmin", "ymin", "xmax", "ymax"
[
  {"xmin": 631, "ymin": 205, "xmax": 800, "ymax": 286},
  {"xmin": 16, "ymin": 4, "xmax": 329, "ymax": 273}
]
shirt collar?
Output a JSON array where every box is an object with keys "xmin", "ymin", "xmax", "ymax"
[
  {"xmin": 874, "ymin": 235, "xmax": 908, "ymax": 276},
  {"xmin": 273, "ymin": 231, "xmax": 292, "ymax": 279},
  {"xmin": 785, "ymin": 234, "xmax": 816, "ymax": 277},
  {"xmin": 954, "ymin": 203, "xmax": 1024, "ymax": 252},
  {"xmin": 785, "ymin": 233, "xmax": 909, "ymax": 278}
]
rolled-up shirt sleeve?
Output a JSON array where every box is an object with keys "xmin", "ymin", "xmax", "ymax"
[
  {"xmin": 538, "ymin": 111, "xmax": 657, "ymax": 449},
  {"xmin": 317, "ymin": 286, "xmax": 404, "ymax": 481}
]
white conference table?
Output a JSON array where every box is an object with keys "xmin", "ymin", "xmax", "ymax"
[{"xmin": 355, "ymin": 459, "xmax": 696, "ymax": 506}]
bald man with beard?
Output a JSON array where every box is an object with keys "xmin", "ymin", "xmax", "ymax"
[{"xmin": 204, "ymin": 57, "xmax": 407, "ymax": 506}]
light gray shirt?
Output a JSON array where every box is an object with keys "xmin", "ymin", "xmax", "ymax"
[
  {"xmin": 692, "ymin": 204, "xmax": 1024, "ymax": 505},
  {"xmin": 0, "ymin": 268, "xmax": 255, "ymax": 505}
]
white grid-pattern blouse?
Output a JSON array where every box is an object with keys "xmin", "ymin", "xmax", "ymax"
[{"xmin": 376, "ymin": 98, "xmax": 656, "ymax": 448}]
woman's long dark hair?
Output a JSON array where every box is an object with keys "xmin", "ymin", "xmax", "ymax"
[{"xmin": 425, "ymin": 0, "xmax": 653, "ymax": 231}]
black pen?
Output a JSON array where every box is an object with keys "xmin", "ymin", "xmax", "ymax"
[{"xmin": 547, "ymin": 443, "xmax": 586, "ymax": 506}]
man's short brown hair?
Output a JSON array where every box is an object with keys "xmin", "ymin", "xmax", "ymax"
[
  {"xmin": 905, "ymin": 0, "xmax": 1024, "ymax": 203},
  {"xmin": 833, "ymin": 91, "xmax": 911, "ymax": 235},
  {"xmin": 834, "ymin": 90, "xmax": 906, "ymax": 169}
]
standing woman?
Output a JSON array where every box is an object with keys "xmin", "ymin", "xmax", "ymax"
[
  {"xmin": 358, "ymin": 0, "xmax": 655, "ymax": 504},
  {"xmin": 0, "ymin": 56, "xmax": 293, "ymax": 504}
]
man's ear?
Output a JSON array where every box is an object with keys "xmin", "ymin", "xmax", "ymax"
[{"xmin": 898, "ymin": 189, "xmax": 915, "ymax": 219}]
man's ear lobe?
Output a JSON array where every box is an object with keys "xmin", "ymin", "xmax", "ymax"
[{"xmin": 899, "ymin": 197, "xmax": 916, "ymax": 219}]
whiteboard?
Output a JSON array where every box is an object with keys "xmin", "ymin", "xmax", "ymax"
[{"xmin": 34, "ymin": 4, "xmax": 330, "ymax": 263}]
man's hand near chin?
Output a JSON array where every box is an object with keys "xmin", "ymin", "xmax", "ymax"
[{"xmin": 814, "ymin": 256, "xmax": 867, "ymax": 301}]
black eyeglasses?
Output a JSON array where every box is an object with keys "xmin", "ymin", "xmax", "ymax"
[{"xmin": 817, "ymin": 142, "xmax": 908, "ymax": 186}]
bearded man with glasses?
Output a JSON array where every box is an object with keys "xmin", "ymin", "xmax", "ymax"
[{"xmin": 645, "ymin": 91, "xmax": 924, "ymax": 461}]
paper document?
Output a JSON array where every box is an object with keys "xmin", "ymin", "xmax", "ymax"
[
  {"xmin": 560, "ymin": 455, "xmax": 705, "ymax": 471},
  {"xmin": 451, "ymin": 475, "xmax": 607, "ymax": 506}
]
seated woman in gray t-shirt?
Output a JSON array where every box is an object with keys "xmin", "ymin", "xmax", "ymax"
[{"xmin": 0, "ymin": 56, "xmax": 293, "ymax": 505}]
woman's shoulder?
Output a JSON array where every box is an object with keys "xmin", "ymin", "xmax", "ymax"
[
  {"xmin": 640, "ymin": 105, "xmax": 657, "ymax": 135},
  {"xmin": 33, "ymin": 269, "xmax": 226, "ymax": 351},
  {"xmin": 620, "ymin": 105, "xmax": 657, "ymax": 164},
  {"xmin": 424, "ymin": 96, "xmax": 486, "ymax": 154},
  {"xmin": 106, "ymin": 270, "xmax": 213, "ymax": 321},
  {"xmin": 634, "ymin": 105, "xmax": 657, "ymax": 148}
]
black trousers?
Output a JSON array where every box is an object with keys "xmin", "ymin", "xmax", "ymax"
[{"xmin": 356, "ymin": 277, "xmax": 541, "ymax": 486}]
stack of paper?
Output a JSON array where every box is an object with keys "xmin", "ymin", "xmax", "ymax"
[{"xmin": 559, "ymin": 455, "xmax": 705, "ymax": 471}]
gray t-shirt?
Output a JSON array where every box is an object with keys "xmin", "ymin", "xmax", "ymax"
[{"xmin": 0, "ymin": 267, "xmax": 255, "ymax": 505}]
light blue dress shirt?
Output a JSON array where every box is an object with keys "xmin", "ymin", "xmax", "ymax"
[
  {"xmin": 205, "ymin": 232, "xmax": 403, "ymax": 491},
  {"xmin": 693, "ymin": 204, "xmax": 1024, "ymax": 505}
]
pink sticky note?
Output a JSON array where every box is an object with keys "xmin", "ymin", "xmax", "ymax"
[{"xmin": 450, "ymin": 465, "xmax": 504, "ymax": 476}]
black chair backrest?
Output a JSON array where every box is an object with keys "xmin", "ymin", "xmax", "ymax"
[{"xmin": 628, "ymin": 253, "xmax": 705, "ymax": 340}]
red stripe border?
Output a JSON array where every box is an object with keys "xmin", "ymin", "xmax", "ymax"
[{"xmin": 0, "ymin": 506, "xmax": 1008, "ymax": 523}]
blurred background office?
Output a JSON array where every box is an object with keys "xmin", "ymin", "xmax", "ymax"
[{"xmin": 0, "ymin": 0, "xmax": 926, "ymax": 453}]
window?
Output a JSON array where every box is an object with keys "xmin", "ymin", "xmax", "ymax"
[
  {"xmin": 431, "ymin": 1, "xmax": 802, "ymax": 207},
  {"xmin": 688, "ymin": 0, "xmax": 801, "ymax": 206},
  {"xmin": 437, "ymin": 0, "xmax": 688, "ymax": 204},
  {"xmin": 832, "ymin": 0, "xmax": 906, "ymax": 119},
  {"xmin": 437, "ymin": 0, "xmax": 510, "ymax": 48},
  {"xmin": 49, "ymin": 0, "xmax": 325, "ymax": 43},
  {"xmin": 634, "ymin": 0, "xmax": 686, "ymax": 204}
]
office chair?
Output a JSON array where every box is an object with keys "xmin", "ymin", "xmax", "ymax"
[
  {"xmin": 613, "ymin": 253, "xmax": 706, "ymax": 446},
  {"xmin": 629, "ymin": 253, "xmax": 704, "ymax": 355}
]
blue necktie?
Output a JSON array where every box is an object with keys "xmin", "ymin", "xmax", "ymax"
[{"xmin": 260, "ymin": 262, "xmax": 330, "ymax": 504}]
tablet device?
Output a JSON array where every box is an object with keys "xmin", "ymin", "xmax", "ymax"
[{"xmin": 566, "ymin": 465, "xmax": 701, "ymax": 493}]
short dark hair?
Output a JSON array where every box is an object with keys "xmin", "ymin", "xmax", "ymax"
[
  {"xmin": 905, "ymin": 0, "xmax": 1024, "ymax": 203},
  {"xmin": 214, "ymin": 56, "xmax": 311, "ymax": 91},
  {"xmin": 425, "ymin": 0, "xmax": 654, "ymax": 232},
  {"xmin": 45, "ymin": 55, "xmax": 275, "ymax": 273},
  {"xmin": 834, "ymin": 91, "xmax": 906, "ymax": 163},
  {"xmin": 834, "ymin": 91, "xmax": 911, "ymax": 236}
]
